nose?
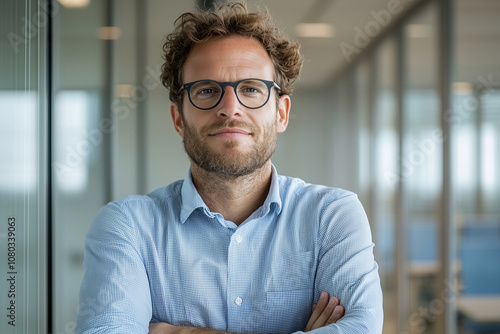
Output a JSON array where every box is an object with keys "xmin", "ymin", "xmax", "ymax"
[{"xmin": 216, "ymin": 85, "xmax": 242, "ymax": 119}]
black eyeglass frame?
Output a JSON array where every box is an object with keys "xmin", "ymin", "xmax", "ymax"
[{"xmin": 177, "ymin": 78, "xmax": 281, "ymax": 110}]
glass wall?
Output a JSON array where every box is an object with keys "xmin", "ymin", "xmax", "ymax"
[
  {"xmin": 404, "ymin": 3, "xmax": 441, "ymax": 334},
  {"xmin": 51, "ymin": 1, "xmax": 109, "ymax": 332},
  {"xmin": 354, "ymin": 59, "xmax": 371, "ymax": 208},
  {"xmin": 372, "ymin": 36, "xmax": 398, "ymax": 334},
  {"xmin": 0, "ymin": 0, "xmax": 49, "ymax": 333},
  {"xmin": 454, "ymin": 0, "xmax": 500, "ymax": 332}
]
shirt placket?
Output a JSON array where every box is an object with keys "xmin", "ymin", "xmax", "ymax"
[{"xmin": 226, "ymin": 228, "xmax": 251, "ymax": 331}]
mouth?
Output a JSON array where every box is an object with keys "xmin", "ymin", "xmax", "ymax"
[{"xmin": 209, "ymin": 127, "xmax": 252, "ymax": 138}]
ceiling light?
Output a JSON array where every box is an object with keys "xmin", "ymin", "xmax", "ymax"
[
  {"xmin": 97, "ymin": 27, "xmax": 121, "ymax": 40},
  {"xmin": 406, "ymin": 24, "xmax": 432, "ymax": 38},
  {"xmin": 453, "ymin": 82, "xmax": 473, "ymax": 95},
  {"xmin": 57, "ymin": 0, "xmax": 90, "ymax": 8},
  {"xmin": 295, "ymin": 23, "xmax": 335, "ymax": 38},
  {"xmin": 115, "ymin": 84, "xmax": 134, "ymax": 98}
]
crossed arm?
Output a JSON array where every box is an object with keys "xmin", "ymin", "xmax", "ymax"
[
  {"xmin": 149, "ymin": 291, "xmax": 345, "ymax": 334},
  {"xmin": 77, "ymin": 194, "xmax": 382, "ymax": 333}
]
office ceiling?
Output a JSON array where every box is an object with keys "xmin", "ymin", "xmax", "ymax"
[
  {"xmin": 147, "ymin": 0, "xmax": 416, "ymax": 91},
  {"xmin": 59, "ymin": 0, "xmax": 500, "ymax": 91},
  {"xmin": 260, "ymin": 0, "xmax": 415, "ymax": 89}
]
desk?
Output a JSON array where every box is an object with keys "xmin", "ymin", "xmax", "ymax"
[
  {"xmin": 409, "ymin": 261, "xmax": 439, "ymax": 276},
  {"xmin": 457, "ymin": 295, "xmax": 500, "ymax": 323},
  {"xmin": 409, "ymin": 261, "xmax": 462, "ymax": 277}
]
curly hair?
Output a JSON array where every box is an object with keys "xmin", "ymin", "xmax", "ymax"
[{"xmin": 161, "ymin": 1, "xmax": 303, "ymax": 103}]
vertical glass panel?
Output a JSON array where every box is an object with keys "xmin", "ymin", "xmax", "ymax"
[
  {"xmin": 112, "ymin": 0, "xmax": 140, "ymax": 198},
  {"xmin": 372, "ymin": 36, "xmax": 398, "ymax": 334},
  {"xmin": 330, "ymin": 72, "xmax": 358, "ymax": 190},
  {"xmin": 0, "ymin": 0, "xmax": 48, "ymax": 333},
  {"xmin": 52, "ymin": 1, "xmax": 107, "ymax": 332},
  {"xmin": 354, "ymin": 59, "xmax": 371, "ymax": 207},
  {"xmin": 144, "ymin": 1, "xmax": 195, "ymax": 191},
  {"xmin": 454, "ymin": 1, "xmax": 500, "ymax": 332},
  {"xmin": 404, "ymin": 3, "xmax": 441, "ymax": 334}
]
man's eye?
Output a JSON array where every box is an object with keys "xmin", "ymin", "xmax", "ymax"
[
  {"xmin": 193, "ymin": 86, "xmax": 220, "ymax": 98},
  {"xmin": 240, "ymin": 86, "xmax": 263, "ymax": 95}
]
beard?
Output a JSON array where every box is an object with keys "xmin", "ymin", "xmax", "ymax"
[{"xmin": 182, "ymin": 117, "xmax": 278, "ymax": 177}]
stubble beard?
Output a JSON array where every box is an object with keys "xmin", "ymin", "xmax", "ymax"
[{"xmin": 182, "ymin": 118, "xmax": 278, "ymax": 177}]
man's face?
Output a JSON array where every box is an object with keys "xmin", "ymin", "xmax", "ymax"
[{"xmin": 171, "ymin": 35, "xmax": 290, "ymax": 176}]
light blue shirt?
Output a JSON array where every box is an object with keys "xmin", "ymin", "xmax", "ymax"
[{"xmin": 76, "ymin": 166, "xmax": 383, "ymax": 333}]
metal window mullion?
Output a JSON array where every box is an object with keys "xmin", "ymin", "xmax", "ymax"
[
  {"xmin": 103, "ymin": 0, "xmax": 113, "ymax": 202},
  {"xmin": 395, "ymin": 26, "xmax": 409, "ymax": 334},
  {"xmin": 367, "ymin": 52, "xmax": 377, "ymax": 251},
  {"xmin": 136, "ymin": 0, "xmax": 147, "ymax": 194},
  {"xmin": 437, "ymin": 0, "xmax": 456, "ymax": 332}
]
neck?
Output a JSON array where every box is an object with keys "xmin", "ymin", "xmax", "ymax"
[{"xmin": 190, "ymin": 161, "xmax": 273, "ymax": 225}]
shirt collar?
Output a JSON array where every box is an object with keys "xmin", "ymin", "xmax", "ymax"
[
  {"xmin": 179, "ymin": 165, "xmax": 282, "ymax": 224},
  {"xmin": 180, "ymin": 169, "xmax": 211, "ymax": 224},
  {"xmin": 263, "ymin": 164, "xmax": 282, "ymax": 216}
]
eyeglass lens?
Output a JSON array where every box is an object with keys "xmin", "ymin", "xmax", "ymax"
[{"xmin": 189, "ymin": 80, "xmax": 270, "ymax": 109}]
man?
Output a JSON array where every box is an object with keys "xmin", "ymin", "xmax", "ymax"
[{"xmin": 76, "ymin": 2, "xmax": 383, "ymax": 333}]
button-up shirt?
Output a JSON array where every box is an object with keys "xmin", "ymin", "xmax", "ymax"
[{"xmin": 76, "ymin": 166, "xmax": 383, "ymax": 333}]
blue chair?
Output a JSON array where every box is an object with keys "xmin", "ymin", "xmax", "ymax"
[
  {"xmin": 462, "ymin": 222, "xmax": 500, "ymax": 243},
  {"xmin": 407, "ymin": 221, "xmax": 438, "ymax": 310},
  {"xmin": 460, "ymin": 240, "xmax": 500, "ymax": 294},
  {"xmin": 459, "ymin": 240, "xmax": 500, "ymax": 332},
  {"xmin": 408, "ymin": 221, "xmax": 437, "ymax": 262},
  {"xmin": 375, "ymin": 217, "xmax": 395, "ymax": 272}
]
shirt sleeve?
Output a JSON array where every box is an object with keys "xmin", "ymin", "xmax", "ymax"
[
  {"xmin": 294, "ymin": 192, "xmax": 383, "ymax": 334},
  {"xmin": 75, "ymin": 201, "xmax": 152, "ymax": 334}
]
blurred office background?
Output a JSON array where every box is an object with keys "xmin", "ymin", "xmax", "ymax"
[{"xmin": 1, "ymin": 0, "xmax": 499, "ymax": 333}]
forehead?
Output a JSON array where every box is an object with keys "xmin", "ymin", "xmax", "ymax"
[{"xmin": 182, "ymin": 35, "xmax": 274, "ymax": 83}]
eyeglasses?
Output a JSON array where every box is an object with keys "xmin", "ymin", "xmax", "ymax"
[{"xmin": 177, "ymin": 78, "xmax": 281, "ymax": 110}]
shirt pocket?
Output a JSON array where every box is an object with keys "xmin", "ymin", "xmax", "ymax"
[
  {"xmin": 265, "ymin": 289, "xmax": 313, "ymax": 333},
  {"xmin": 265, "ymin": 250, "xmax": 315, "ymax": 292}
]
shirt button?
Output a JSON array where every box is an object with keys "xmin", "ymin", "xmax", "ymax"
[
  {"xmin": 235, "ymin": 297, "xmax": 243, "ymax": 306},
  {"xmin": 235, "ymin": 235, "xmax": 243, "ymax": 243}
]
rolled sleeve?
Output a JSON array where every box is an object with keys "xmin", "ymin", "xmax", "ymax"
[
  {"xmin": 75, "ymin": 202, "xmax": 152, "ymax": 334},
  {"xmin": 295, "ymin": 193, "xmax": 383, "ymax": 334}
]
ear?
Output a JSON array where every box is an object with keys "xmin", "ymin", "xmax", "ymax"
[
  {"xmin": 276, "ymin": 94, "xmax": 290, "ymax": 133},
  {"xmin": 171, "ymin": 102, "xmax": 184, "ymax": 137}
]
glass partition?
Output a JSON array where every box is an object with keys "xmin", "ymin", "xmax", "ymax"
[
  {"xmin": 372, "ymin": 36, "xmax": 398, "ymax": 334},
  {"xmin": 403, "ymin": 3, "xmax": 441, "ymax": 333},
  {"xmin": 454, "ymin": 1, "xmax": 500, "ymax": 332},
  {"xmin": 354, "ymin": 59, "xmax": 371, "ymax": 207},
  {"xmin": 0, "ymin": 0, "xmax": 49, "ymax": 333},
  {"xmin": 52, "ymin": 1, "xmax": 108, "ymax": 332}
]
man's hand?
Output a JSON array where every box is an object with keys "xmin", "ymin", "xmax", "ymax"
[
  {"xmin": 149, "ymin": 291, "xmax": 345, "ymax": 333},
  {"xmin": 149, "ymin": 322, "xmax": 184, "ymax": 334},
  {"xmin": 149, "ymin": 322, "xmax": 226, "ymax": 334},
  {"xmin": 304, "ymin": 291, "xmax": 345, "ymax": 331}
]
